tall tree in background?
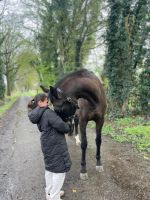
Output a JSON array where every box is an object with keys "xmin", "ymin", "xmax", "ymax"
[
  {"xmin": 71, "ymin": 0, "xmax": 102, "ymax": 70},
  {"xmin": 105, "ymin": 0, "xmax": 149, "ymax": 117},
  {"xmin": 0, "ymin": 0, "xmax": 26, "ymax": 96},
  {"xmin": 0, "ymin": 62, "xmax": 5, "ymax": 101},
  {"xmin": 0, "ymin": 0, "xmax": 7, "ymax": 100},
  {"xmin": 15, "ymin": 49, "xmax": 54, "ymax": 88},
  {"xmin": 24, "ymin": 0, "xmax": 103, "ymax": 80},
  {"xmin": 37, "ymin": 0, "xmax": 71, "ymax": 78},
  {"xmin": 15, "ymin": 50, "xmax": 39, "ymax": 91},
  {"xmin": 137, "ymin": 3, "xmax": 150, "ymax": 117},
  {"xmin": 0, "ymin": 32, "xmax": 5, "ymax": 101},
  {"xmin": 138, "ymin": 48, "xmax": 150, "ymax": 117},
  {"xmin": 1, "ymin": 24, "xmax": 23, "ymax": 96}
]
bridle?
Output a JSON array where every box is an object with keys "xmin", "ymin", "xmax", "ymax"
[
  {"xmin": 50, "ymin": 87, "xmax": 78, "ymax": 122},
  {"xmin": 56, "ymin": 88, "xmax": 77, "ymax": 106}
]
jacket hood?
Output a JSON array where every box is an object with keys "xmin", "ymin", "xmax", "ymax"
[{"xmin": 28, "ymin": 106, "xmax": 47, "ymax": 124}]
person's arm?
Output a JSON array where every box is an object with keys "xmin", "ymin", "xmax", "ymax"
[{"xmin": 46, "ymin": 109, "xmax": 70, "ymax": 133}]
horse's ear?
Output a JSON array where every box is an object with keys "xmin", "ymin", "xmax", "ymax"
[
  {"xmin": 50, "ymin": 86, "xmax": 58, "ymax": 98},
  {"xmin": 40, "ymin": 85, "xmax": 49, "ymax": 93},
  {"xmin": 50, "ymin": 86, "xmax": 55, "ymax": 93}
]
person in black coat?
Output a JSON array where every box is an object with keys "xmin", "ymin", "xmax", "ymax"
[{"xmin": 28, "ymin": 93, "xmax": 72, "ymax": 200}]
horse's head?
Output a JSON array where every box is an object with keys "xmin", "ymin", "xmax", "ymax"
[{"xmin": 40, "ymin": 85, "xmax": 79, "ymax": 121}]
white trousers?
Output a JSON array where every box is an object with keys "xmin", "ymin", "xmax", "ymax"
[{"xmin": 45, "ymin": 170, "xmax": 66, "ymax": 200}]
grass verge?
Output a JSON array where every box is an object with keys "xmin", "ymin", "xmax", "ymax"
[
  {"xmin": 88, "ymin": 117, "xmax": 150, "ymax": 154},
  {"xmin": 0, "ymin": 90, "xmax": 37, "ymax": 117}
]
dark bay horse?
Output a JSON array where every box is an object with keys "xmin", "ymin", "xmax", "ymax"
[{"xmin": 41, "ymin": 69, "xmax": 107, "ymax": 180}]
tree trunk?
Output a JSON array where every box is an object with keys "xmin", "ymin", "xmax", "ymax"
[
  {"xmin": 36, "ymin": 69, "xmax": 43, "ymax": 84},
  {"xmin": 75, "ymin": 39, "xmax": 82, "ymax": 69},
  {"xmin": 6, "ymin": 73, "xmax": 11, "ymax": 96},
  {"xmin": 0, "ymin": 65, "xmax": 5, "ymax": 100},
  {"xmin": 121, "ymin": 98, "xmax": 129, "ymax": 116}
]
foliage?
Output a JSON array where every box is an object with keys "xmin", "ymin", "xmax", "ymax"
[
  {"xmin": 33, "ymin": 0, "xmax": 102, "ymax": 79},
  {"xmin": 0, "ymin": 90, "xmax": 38, "ymax": 117},
  {"xmin": 15, "ymin": 50, "xmax": 39, "ymax": 91},
  {"xmin": 104, "ymin": 0, "xmax": 149, "ymax": 117},
  {"xmin": 1, "ymin": 22, "xmax": 24, "ymax": 96},
  {"xmin": 0, "ymin": 31, "xmax": 5, "ymax": 100},
  {"xmin": 16, "ymin": 49, "xmax": 57, "ymax": 87},
  {"xmin": 88, "ymin": 116, "xmax": 150, "ymax": 152},
  {"xmin": 138, "ymin": 50, "xmax": 150, "ymax": 116},
  {"xmin": 103, "ymin": 117, "xmax": 150, "ymax": 152},
  {"xmin": 124, "ymin": 125, "xmax": 150, "ymax": 151},
  {"xmin": 0, "ymin": 2, "xmax": 6, "ymax": 101},
  {"xmin": 0, "ymin": 94, "xmax": 19, "ymax": 116},
  {"xmin": 0, "ymin": 64, "xmax": 5, "ymax": 101}
]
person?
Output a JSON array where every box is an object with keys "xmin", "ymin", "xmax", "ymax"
[{"xmin": 27, "ymin": 93, "xmax": 72, "ymax": 200}]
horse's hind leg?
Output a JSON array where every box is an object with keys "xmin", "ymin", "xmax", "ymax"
[
  {"xmin": 95, "ymin": 117, "xmax": 104, "ymax": 172},
  {"xmin": 80, "ymin": 120, "xmax": 88, "ymax": 180},
  {"xmin": 74, "ymin": 115, "xmax": 80, "ymax": 145},
  {"xmin": 68, "ymin": 119, "xmax": 74, "ymax": 136}
]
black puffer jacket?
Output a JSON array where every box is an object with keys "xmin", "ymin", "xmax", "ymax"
[{"xmin": 28, "ymin": 106, "xmax": 72, "ymax": 173}]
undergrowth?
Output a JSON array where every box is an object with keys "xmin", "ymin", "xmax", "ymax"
[
  {"xmin": 88, "ymin": 117, "xmax": 150, "ymax": 153},
  {"xmin": 0, "ymin": 90, "xmax": 37, "ymax": 117}
]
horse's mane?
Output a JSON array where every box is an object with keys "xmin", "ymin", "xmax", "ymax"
[{"xmin": 55, "ymin": 69, "xmax": 94, "ymax": 87}]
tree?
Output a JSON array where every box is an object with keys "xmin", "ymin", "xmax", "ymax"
[
  {"xmin": 0, "ymin": 36, "xmax": 5, "ymax": 100},
  {"xmin": 105, "ymin": 0, "xmax": 149, "ymax": 117},
  {"xmin": 0, "ymin": 62, "xmax": 5, "ymax": 101},
  {"xmin": 22, "ymin": 0, "xmax": 103, "ymax": 80},
  {"xmin": 16, "ymin": 49, "xmax": 55, "ymax": 89},
  {"xmin": 0, "ymin": 0, "xmax": 7, "ymax": 100},
  {"xmin": 1, "ymin": 23, "xmax": 23, "ymax": 96},
  {"xmin": 15, "ymin": 50, "xmax": 39, "ymax": 91},
  {"xmin": 138, "ymin": 49, "xmax": 150, "ymax": 117},
  {"xmin": 72, "ymin": 0, "xmax": 102, "ymax": 69}
]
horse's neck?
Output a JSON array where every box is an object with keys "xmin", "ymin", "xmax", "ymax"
[{"xmin": 58, "ymin": 79, "xmax": 99, "ymax": 106}]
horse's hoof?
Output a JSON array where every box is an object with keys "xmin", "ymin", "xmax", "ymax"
[
  {"xmin": 96, "ymin": 165, "xmax": 104, "ymax": 172},
  {"xmin": 80, "ymin": 173, "xmax": 88, "ymax": 180}
]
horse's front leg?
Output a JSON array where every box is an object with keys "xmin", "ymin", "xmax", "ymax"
[
  {"xmin": 80, "ymin": 120, "xmax": 88, "ymax": 180},
  {"xmin": 95, "ymin": 117, "xmax": 104, "ymax": 172},
  {"xmin": 74, "ymin": 115, "xmax": 80, "ymax": 145}
]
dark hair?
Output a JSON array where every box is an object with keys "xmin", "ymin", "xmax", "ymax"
[{"xmin": 28, "ymin": 93, "xmax": 48, "ymax": 110}]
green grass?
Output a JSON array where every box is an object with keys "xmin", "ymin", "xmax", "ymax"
[
  {"xmin": 88, "ymin": 117, "xmax": 150, "ymax": 153},
  {"xmin": 124, "ymin": 125, "xmax": 150, "ymax": 152},
  {"xmin": 21, "ymin": 90, "xmax": 38, "ymax": 98},
  {"xmin": 0, "ymin": 95, "xmax": 19, "ymax": 116},
  {"xmin": 0, "ymin": 90, "xmax": 37, "ymax": 117}
]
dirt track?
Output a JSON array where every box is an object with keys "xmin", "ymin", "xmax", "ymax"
[{"xmin": 0, "ymin": 97, "xmax": 149, "ymax": 200}]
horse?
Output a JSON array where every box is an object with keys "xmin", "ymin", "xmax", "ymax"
[{"xmin": 41, "ymin": 69, "xmax": 107, "ymax": 180}]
